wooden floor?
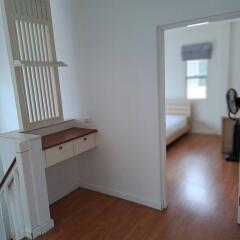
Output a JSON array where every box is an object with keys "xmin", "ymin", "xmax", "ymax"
[{"xmin": 38, "ymin": 134, "xmax": 240, "ymax": 240}]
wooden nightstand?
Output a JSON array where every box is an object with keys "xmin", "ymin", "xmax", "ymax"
[{"xmin": 222, "ymin": 117, "xmax": 235, "ymax": 154}]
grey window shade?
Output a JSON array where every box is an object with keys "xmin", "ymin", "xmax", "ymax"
[{"xmin": 182, "ymin": 42, "xmax": 212, "ymax": 61}]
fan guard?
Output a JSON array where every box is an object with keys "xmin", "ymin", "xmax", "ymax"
[{"xmin": 226, "ymin": 88, "xmax": 240, "ymax": 117}]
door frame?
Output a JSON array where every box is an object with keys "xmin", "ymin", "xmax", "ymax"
[{"xmin": 157, "ymin": 11, "xmax": 240, "ymax": 223}]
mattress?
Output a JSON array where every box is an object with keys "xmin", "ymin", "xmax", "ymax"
[{"xmin": 166, "ymin": 115, "xmax": 188, "ymax": 140}]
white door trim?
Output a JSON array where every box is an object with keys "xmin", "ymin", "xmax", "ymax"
[{"xmin": 156, "ymin": 10, "xmax": 240, "ymax": 222}]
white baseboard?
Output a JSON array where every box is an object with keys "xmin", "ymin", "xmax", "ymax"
[
  {"xmin": 39, "ymin": 219, "xmax": 54, "ymax": 235},
  {"xmin": 161, "ymin": 201, "xmax": 168, "ymax": 210},
  {"xmin": 79, "ymin": 182, "xmax": 162, "ymax": 210},
  {"xmin": 25, "ymin": 227, "xmax": 41, "ymax": 239},
  {"xmin": 25, "ymin": 218, "xmax": 54, "ymax": 239},
  {"xmin": 191, "ymin": 122, "xmax": 220, "ymax": 135}
]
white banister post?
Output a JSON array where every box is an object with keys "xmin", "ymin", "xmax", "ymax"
[
  {"xmin": 15, "ymin": 136, "xmax": 54, "ymax": 239},
  {"xmin": 15, "ymin": 141, "xmax": 37, "ymax": 239},
  {"xmin": 26, "ymin": 137, "xmax": 54, "ymax": 235}
]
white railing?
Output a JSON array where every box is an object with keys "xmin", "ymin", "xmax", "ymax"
[
  {"xmin": 0, "ymin": 198, "xmax": 8, "ymax": 240},
  {"xmin": 0, "ymin": 131, "xmax": 54, "ymax": 239},
  {"xmin": 0, "ymin": 158, "xmax": 25, "ymax": 240}
]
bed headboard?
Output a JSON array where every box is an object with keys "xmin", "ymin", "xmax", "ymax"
[{"xmin": 166, "ymin": 99, "xmax": 191, "ymax": 117}]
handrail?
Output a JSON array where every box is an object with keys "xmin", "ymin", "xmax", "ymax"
[{"xmin": 0, "ymin": 158, "xmax": 17, "ymax": 190}]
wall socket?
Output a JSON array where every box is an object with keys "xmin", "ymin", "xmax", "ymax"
[{"xmin": 83, "ymin": 117, "xmax": 92, "ymax": 124}]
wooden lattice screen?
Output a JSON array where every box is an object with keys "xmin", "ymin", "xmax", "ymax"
[{"xmin": 1, "ymin": 0, "xmax": 66, "ymax": 130}]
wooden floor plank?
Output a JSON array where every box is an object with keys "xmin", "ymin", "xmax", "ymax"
[{"xmin": 38, "ymin": 134, "xmax": 240, "ymax": 240}]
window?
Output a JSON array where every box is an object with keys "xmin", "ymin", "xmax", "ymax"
[{"xmin": 186, "ymin": 60, "xmax": 208, "ymax": 99}]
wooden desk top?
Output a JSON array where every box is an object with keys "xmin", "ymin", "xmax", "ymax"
[{"xmin": 42, "ymin": 127, "xmax": 98, "ymax": 150}]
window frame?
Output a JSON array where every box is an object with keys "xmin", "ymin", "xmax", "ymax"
[{"xmin": 185, "ymin": 59, "xmax": 208, "ymax": 100}]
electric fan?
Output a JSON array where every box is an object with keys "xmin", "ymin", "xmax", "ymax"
[{"xmin": 225, "ymin": 88, "xmax": 240, "ymax": 161}]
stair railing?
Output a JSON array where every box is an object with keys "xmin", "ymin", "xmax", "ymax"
[
  {"xmin": 0, "ymin": 131, "xmax": 54, "ymax": 240},
  {"xmin": 0, "ymin": 157, "xmax": 25, "ymax": 240}
]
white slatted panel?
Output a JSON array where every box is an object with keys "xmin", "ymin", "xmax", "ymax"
[{"xmin": 2, "ymin": 0, "xmax": 64, "ymax": 130}]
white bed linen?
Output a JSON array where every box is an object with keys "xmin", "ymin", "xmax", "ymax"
[{"xmin": 166, "ymin": 115, "xmax": 188, "ymax": 138}]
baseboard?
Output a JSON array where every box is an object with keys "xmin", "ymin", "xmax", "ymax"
[
  {"xmin": 79, "ymin": 182, "xmax": 162, "ymax": 210},
  {"xmin": 191, "ymin": 122, "xmax": 220, "ymax": 135},
  {"xmin": 25, "ymin": 218, "xmax": 54, "ymax": 239},
  {"xmin": 25, "ymin": 227, "xmax": 41, "ymax": 239},
  {"xmin": 160, "ymin": 201, "xmax": 168, "ymax": 210},
  {"xmin": 39, "ymin": 219, "xmax": 54, "ymax": 235}
]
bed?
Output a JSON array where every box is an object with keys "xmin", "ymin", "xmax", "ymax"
[{"xmin": 166, "ymin": 99, "xmax": 191, "ymax": 145}]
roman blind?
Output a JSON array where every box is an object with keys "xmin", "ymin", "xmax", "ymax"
[
  {"xmin": 181, "ymin": 42, "xmax": 212, "ymax": 61},
  {"xmin": 2, "ymin": 0, "xmax": 66, "ymax": 130}
]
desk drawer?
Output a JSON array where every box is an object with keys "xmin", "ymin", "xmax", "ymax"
[
  {"xmin": 45, "ymin": 142, "xmax": 74, "ymax": 168},
  {"xmin": 73, "ymin": 133, "xmax": 96, "ymax": 155}
]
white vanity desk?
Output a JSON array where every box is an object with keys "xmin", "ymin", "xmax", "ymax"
[{"xmin": 41, "ymin": 127, "xmax": 98, "ymax": 168}]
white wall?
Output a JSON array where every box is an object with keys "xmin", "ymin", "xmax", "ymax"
[
  {"xmin": 230, "ymin": 21, "xmax": 240, "ymax": 91},
  {"xmin": 0, "ymin": 5, "xmax": 19, "ymax": 133},
  {"xmin": 165, "ymin": 21, "xmax": 237, "ymax": 134},
  {"xmin": 49, "ymin": 0, "xmax": 240, "ymax": 208}
]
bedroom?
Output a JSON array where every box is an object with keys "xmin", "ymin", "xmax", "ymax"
[{"xmin": 164, "ymin": 18, "xmax": 240, "ymax": 212}]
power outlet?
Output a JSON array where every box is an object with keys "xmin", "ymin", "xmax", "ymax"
[{"xmin": 83, "ymin": 117, "xmax": 92, "ymax": 124}]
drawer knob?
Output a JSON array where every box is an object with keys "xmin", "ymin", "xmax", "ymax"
[
  {"xmin": 59, "ymin": 146, "xmax": 63, "ymax": 150},
  {"xmin": 83, "ymin": 137, "xmax": 87, "ymax": 141}
]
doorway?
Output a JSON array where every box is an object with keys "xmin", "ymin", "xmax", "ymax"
[{"xmin": 157, "ymin": 12, "xmax": 240, "ymax": 224}]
